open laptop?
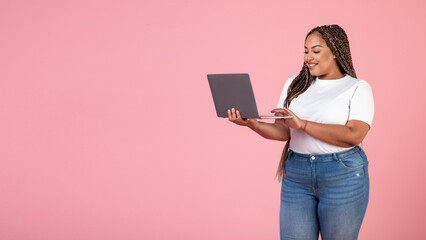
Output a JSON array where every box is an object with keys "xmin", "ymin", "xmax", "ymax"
[{"xmin": 207, "ymin": 73, "xmax": 292, "ymax": 119}]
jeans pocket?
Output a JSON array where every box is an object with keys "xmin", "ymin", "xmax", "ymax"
[{"xmin": 337, "ymin": 152, "xmax": 365, "ymax": 170}]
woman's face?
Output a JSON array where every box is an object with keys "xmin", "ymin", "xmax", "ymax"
[{"xmin": 304, "ymin": 32, "xmax": 342, "ymax": 79}]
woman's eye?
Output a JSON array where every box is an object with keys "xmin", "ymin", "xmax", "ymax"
[{"xmin": 304, "ymin": 51, "xmax": 320, "ymax": 54}]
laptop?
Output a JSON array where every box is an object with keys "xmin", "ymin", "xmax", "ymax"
[{"xmin": 207, "ymin": 73, "xmax": 292, "ymax": 119}]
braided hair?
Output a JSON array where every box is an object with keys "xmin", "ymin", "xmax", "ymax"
[{"xmin": 283, "ymin": 24, "xmax": 357, "ymax": 108}]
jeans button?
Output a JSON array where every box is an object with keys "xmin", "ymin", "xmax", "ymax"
[{"xmin": 311, "ymin": 156, "xmax": 316, "ymax": 160}]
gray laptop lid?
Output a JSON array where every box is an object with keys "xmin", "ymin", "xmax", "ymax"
[{"xmin": 207, "ymin": 73, "xmax": 260, "ymax": 119}]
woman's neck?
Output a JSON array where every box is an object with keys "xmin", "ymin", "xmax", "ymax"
[{"xmin": 317, "ymin": 72, "xmax": 345, "ymax": 80}]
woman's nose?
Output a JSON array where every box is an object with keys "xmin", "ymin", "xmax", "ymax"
[{"xmin": 305, "ymin": 53, "xmax": 314, "ymax": 62}]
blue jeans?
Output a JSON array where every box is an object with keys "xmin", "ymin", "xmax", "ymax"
[{"xmin": 280, "ymin": 146, "xmax": 369, "ymax": 240}]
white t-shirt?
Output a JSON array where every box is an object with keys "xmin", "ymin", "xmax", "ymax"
[{"xmin": 277, "ymin": 74, "xmax": 374, "ymax": 154}]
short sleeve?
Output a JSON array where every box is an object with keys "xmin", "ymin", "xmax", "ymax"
[
  {"xmin": 277, "ymin": 75, "xmax": 297, "ymax": 108},
  {"xmin": 348, "ymin": 80, "xmax": 375, "ymax": 127}
]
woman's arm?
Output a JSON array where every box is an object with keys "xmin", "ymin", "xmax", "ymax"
[
  {"xmin": 271, "ymin": 108, "xmax": 369, "ymax": 147},
  {"xmin": 228, "ymin": 108, "xmax": 290, "ymax": 141}
]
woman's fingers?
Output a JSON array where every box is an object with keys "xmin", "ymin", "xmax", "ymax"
[
  {"xmin": 271, "ymin": 108, "xmax": 285, "ymax": 113},
  {"xmin": 227, "ymin": 108, "xmax": 247, "ymax": 126},
  {"xmin": 270, "ymin": 108, "xmax": 303, "ymax": 129},
  {"xmin": 228, "ymin": 108, "xmax": 238, "ymax": 121},
  {"xmin": 227, "ymin": 109, "xmax": 233, "ymax": 120},
  {"xmin": 236, "ymin": 110, "xmax": 242, "ymax": 119},
  {"xmin": 271, "ymin": 108, "xmax": 291, "ymax": 116}
]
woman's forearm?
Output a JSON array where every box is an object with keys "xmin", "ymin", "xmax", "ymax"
[
  {"xmin": 248, "ymin": 121, "xmax": 290, "ymax": 141},
  {"xmin": 302, "ymin": 120, "xmax": 369, "ymax": 147},
  {"xmin": 271, "ymin": 108, "xmax": 369, "ymax": 148}
]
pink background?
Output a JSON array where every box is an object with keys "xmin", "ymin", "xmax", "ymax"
[{"xmin": 1, "ymin": 0, "xmax": 425, "ymax": 239}]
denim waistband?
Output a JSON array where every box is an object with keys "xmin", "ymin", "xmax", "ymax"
[{"xmin": 288, "ymin": 146, "xmax": 363, "ymax": 162}]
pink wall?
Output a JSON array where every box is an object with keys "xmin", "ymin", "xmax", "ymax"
[{"xmin": 1, "ymin": 0, "xmax": 425, "ymax": 239}]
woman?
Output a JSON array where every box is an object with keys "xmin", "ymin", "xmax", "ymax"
[{"xmin": 227, "ymin": 25, "xmax": 374, "ymax": 240}]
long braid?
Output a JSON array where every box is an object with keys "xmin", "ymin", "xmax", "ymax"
[{"xmin": 276, "ymin": 24, "xmax": 357, "ymax": 181}]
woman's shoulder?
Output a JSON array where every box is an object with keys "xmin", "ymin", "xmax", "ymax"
[
  {"xmin": 345, "ymin": 76, "xmax": 374, "ymax": 98},
  {"xmin": 346, "ymin": 75, "xmax": 370, "ymax": 85},
  {"xmin": 344, "ymin": 75, "xmax": 373, "ymax": 90}
]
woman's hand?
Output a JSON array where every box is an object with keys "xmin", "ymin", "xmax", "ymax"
[
  {"xmin": 227, "ymin": 108, "xmax": 257, "ymax": 127},
  {"xmin": 227, "ymin": 108, "xmax": 290, "ymax": 141},
  {"xmin": 271, "ymin": 108, "xmax": 305, "ymax": 129}
]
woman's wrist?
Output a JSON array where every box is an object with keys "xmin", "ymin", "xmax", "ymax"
[
  {"xmin": 301, "ymin": 120, "xmax": 308, "ymax": 131},
  {"xmin": 247, "ymin": 119, "xmax": 259, "ymax": 130}
]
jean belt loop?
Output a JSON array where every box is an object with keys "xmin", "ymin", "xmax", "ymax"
[
  {"xmin": 288, "ymin": 150, "xmax": 294, "ymax": 159},
  {"xmin": 333, "ymin": 152, "xmax": 339, "ymax": 161}
]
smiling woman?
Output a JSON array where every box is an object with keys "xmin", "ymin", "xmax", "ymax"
[
  {"xmin": 227, "ymin": 24, "xmax": 374, "ymax": 240},
  {"xmin": 304, "ymin": 32, "xmax": 345, "ymax": 79}
]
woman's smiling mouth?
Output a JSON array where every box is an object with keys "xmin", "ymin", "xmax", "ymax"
[{"xmin": 307, "ymin": 62, "xmax": 318, "ymax": 69}]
